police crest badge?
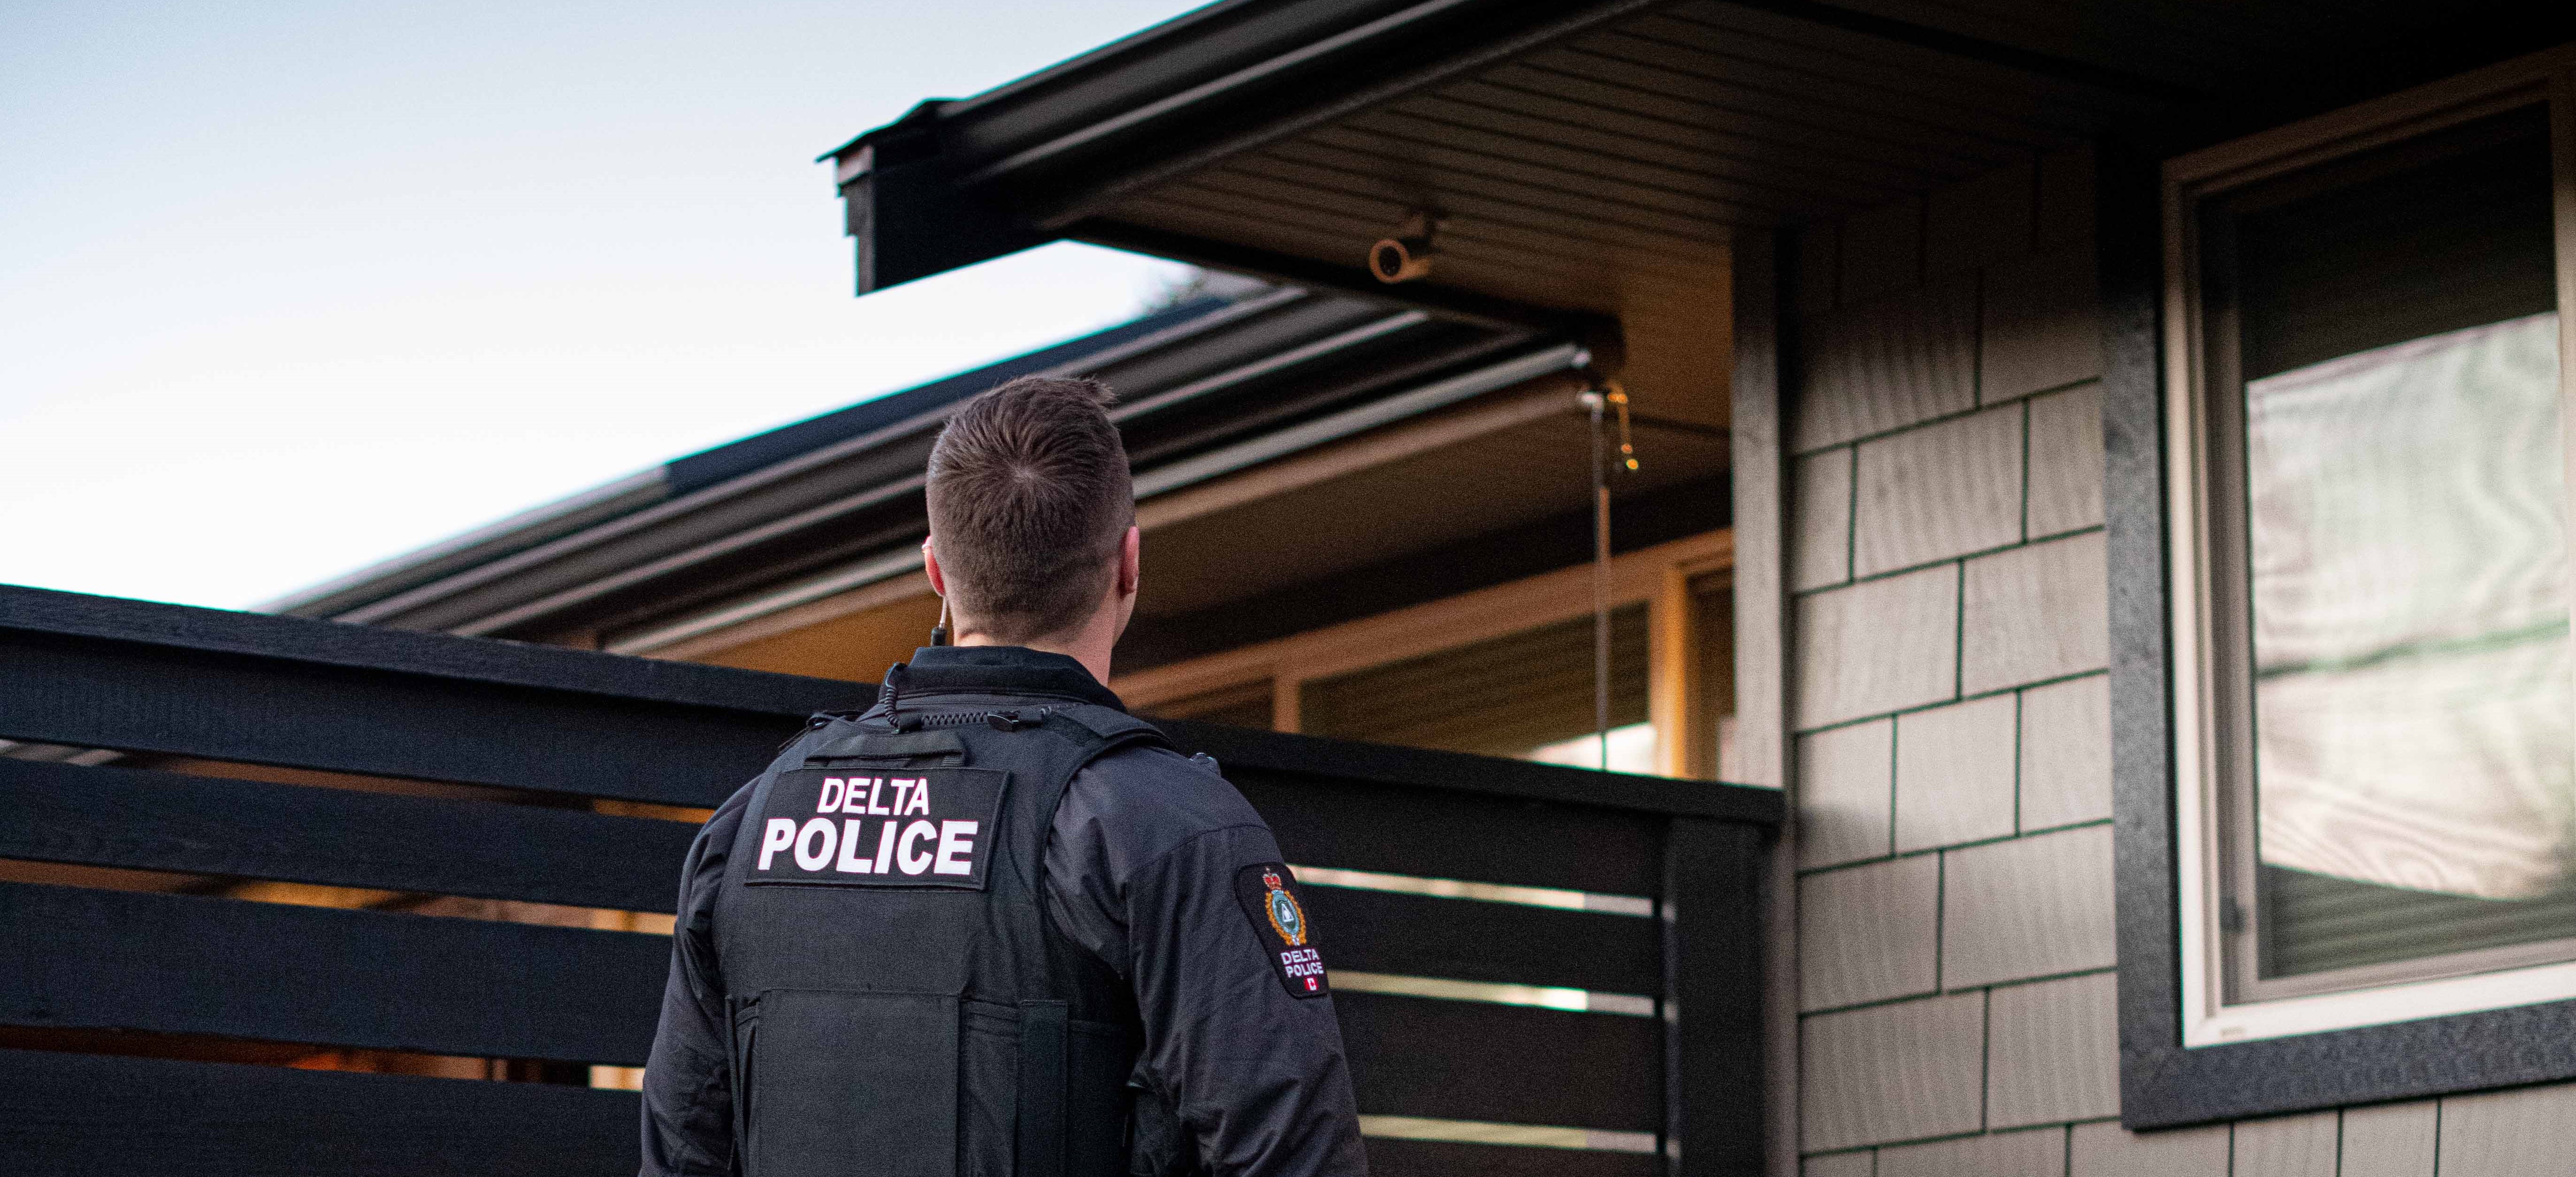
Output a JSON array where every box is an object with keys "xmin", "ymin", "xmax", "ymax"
[{"xmin": 1233, "ymin": 862, "xmax": 1328, "ymax": 998}]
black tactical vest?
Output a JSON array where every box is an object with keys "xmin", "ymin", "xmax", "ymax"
[{"xmin": 710, "ymin": 680, "xmax": 1170, "ymax": 1177}]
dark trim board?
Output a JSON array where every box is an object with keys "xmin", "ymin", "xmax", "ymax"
[
  {"xmin": 0, "ymin": 584, "xmax": 862, "ymax": 804},
  {"xmin": 0, "ymin": 1048, "xmax": 638, "ymax": 1177},
  {"xmin": 1162, "ymin": 718, "xmax": 1785, "ymax": 825},
  {"xmin": 0, "ymin": 881, "xmax": 666, "ymax": 1065},
  {"xmin": 2099, "ymin": 136, "xmax": 2576, "ymax": 1128},
  {"xmin": 0, "ymin": 757, "xmax": 696, "ymax": 914}
]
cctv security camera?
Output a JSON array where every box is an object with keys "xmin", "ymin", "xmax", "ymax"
[{"xmin": 1368, "ymin": 213, "xmax": 1437, "ymax": 284}]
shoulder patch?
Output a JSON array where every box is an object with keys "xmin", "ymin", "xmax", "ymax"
[{"xmin": 1232, "ymin": 862, "xmax": 1328, "ymax": 998}]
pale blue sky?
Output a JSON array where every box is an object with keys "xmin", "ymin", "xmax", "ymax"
[{"xmin": 0, "ymin": 0, "xmax": 1205, "ymax": 609}]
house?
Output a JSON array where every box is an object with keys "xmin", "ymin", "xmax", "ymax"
[
  {"xmin": 17, "ymin": 0, "xmax": 2572, "ymax": 1172},
  {"xmin": 781, "ymin": 0, "xmax": 2576, "ymax": 1174},
  {"xmin": 276, "ymin": 275, "xmax": 1736, "ymax": 779}
]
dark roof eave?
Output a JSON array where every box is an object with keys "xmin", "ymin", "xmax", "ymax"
[{"xmin": 824, "ymin": 0, "xmax": 1658, "ymax": 296}]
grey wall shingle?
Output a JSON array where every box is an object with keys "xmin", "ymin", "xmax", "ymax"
[
  {"xmin": 2024, "ymin": 384, "xmax": 2103, "ymax": 538},
  {"xmin": 2230, "ymin": 1111, "xmax": 2337, "ymax": 1177},
  {"xmin": 1799, "ymin": 719, "xmax": 1895, "ymax": 869},
  {"xmin": 1804, "ymin": 1151, "xmax": 1875, "ymax": 1177},
  {"xmin": 1925, "ymin": 161, "xmax": 2034, "ymax": 278},
  {"xmin": 1795, "ymin": 446, "xmax": 1856, "ymax": 590},
  {"xmin": 1841, "ymin": 198, "xmax": 1923, "ymax": 305},
  {"xmin": 2069, "ymin": 1122, "xmax": 2227, "ymax": 1177},
  {"xmin": 1895, "ymin": 693, "xmax": 2018, "ymax": 852},
  {"xmin": 1942, "ymin": 825, "xmax": 2116, "ymax": 988},
  {"xmin": 1961, "ymin": 532, "xmax": 2105, "ymax": 696},
  {"xmin": 1985, "ymin": 971, "xmax": 2117, "ymax": 1128},
  {"xmin": 2036, "ymin": 146, "xmax": 2094, "ymax": 250},
  {"xmin": 1879, "ymin": 1127, "xmax": 2064, "ymax": 1177},
  {"xmin": 1796, "ymin": 566, "xmax": 1960, "ymax": 729},
  {"xmin": 2436, "ymin": 1082, "xmax": 2576, "ymax": 1177},
  {"xmin": 1801, "ymin": 855, "xmax": 1940, "ymax": 1010},
  {"xmin": 2339, "ymin": 1101, "xmax": 2436, "ymax": 1177},
  {"xmin": 1855, "ymin": 404, "xmax": 2024, "ymax": 576},
  {"xmin": 1794, "ymin": 278, "xmax": 1978, "ymax": 451},
  {"xmin": 1980, "ymin": 248, "xmax": 2100, "ymax": 404},
  {"xmin": 1802, "ymin": 992, "xmax": 1986, "ymax": 1152},
  {"xmin": 2018, "ymin": 674, "xmax": 2110, "ymax": 831}
]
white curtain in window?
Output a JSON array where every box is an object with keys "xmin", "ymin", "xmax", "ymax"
[{"xmin": 2247, "ymin": 312, "xmax": 2570, "ymax": 900}]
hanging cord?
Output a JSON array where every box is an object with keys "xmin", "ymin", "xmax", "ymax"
[
  {"xmin": 928, "ymin": 596, "xmax": 952, "ymax": 647},
  {"xmin": 1577, "ymin": 381, "xmax": 1639, "ymax": 771}
]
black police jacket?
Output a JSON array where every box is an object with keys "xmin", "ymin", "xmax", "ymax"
[{"xmin": 639, "ymin": 645, "xmax": 1368, "ymax": 1177}]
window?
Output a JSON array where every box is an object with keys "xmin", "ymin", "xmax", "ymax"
[
  {"xmin": 2167, "ymin": 78, "xmax": 2576, "ymax": 1045},
  {"xmin": 1300, "ymin": 605, "xmax": 1656, "ymax": 771},
  {"xmin": 1113, "ymin": 529, "xmax": 1737, "ymax": 779}
]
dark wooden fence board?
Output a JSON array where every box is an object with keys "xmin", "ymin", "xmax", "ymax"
[
  {"xmin": 0, "ymin": 757, "xmax": 696, "ymax": 913},
  {"xmin": 0, "ymin": 1047, "xmax": 638, "ymax": 1177},
  {"xmin": 1337, "ymin": 991, "xmax": 1663, "ymax": 1132},
  {"xmin": 0, "ymin": 583, "xmax": 844, "ymax": 713},
  {"xmin": 1359, "ymin": 1138, "xmax": 1664, "ymax": 1177},
  {"xmin": 1670, "ymin": 817, "xmax": 1769, "ymax": 1177},
  {"xmin": 0, "ymin": 588, "xmax": 862, "ymax": 804},
  {"xmin": 1240, "ymin": 770, "xmax": 1666, "ymax": 895},
  {"xmin": 1300, "ymin": 885, "xmax": 1661, "ymax": 994},
  {"xmin": 1162, "ymin": 718, "xmax": 1783, "ymax": 823},
  {"xmin": 0, "ymin": 882, "xmax": 666, "ymax": 1064},
  {"xmin": 0, "ymin": 583, "xmax": 1782, "ymax": 1170}
]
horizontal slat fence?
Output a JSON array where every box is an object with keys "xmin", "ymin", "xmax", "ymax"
[{"xmin": 0, "ymin": 585, "xmax": 1777, "ymax": 1176}]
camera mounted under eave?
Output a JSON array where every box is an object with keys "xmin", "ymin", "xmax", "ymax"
[{"xmin": 1367, "ymin": 212, "xmax": 1439, "ymax": 284}]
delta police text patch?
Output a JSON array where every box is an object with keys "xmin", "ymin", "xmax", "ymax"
[
  {"xmin": 747, "ymin": 767, "xmax": 1008, "ymax": 890},
  {"xmin": 1233, "ymin": 863, "xmax": 1328, "ymax": 998}
]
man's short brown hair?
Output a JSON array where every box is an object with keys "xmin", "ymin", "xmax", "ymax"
[{"xmin": 925, "ymin": 375, "xmax": 1134, "ymax": 643}]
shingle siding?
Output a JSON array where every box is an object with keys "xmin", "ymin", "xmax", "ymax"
[
  {"xmin": 1854, "ymin": 404, "xmax": 2024, "ymax": 576},
  {"xmin": 1802, "ymin": 992, "xmax": 1987, "ymax": 1151},
  {"xmin": 1778, "ymin": 148, "xmax": 2576, "ymax": 1176},
  {"xmin": 1940, "ymin": 825, "xmax": 2116, "ymax": 989},
  {"xmin": 1984, "ymin": 972, "xmax": 2119, "ymax": 1128},
  {"xmin": 1894, "ymin": 693, "xmax": 2019, "ymax": 853},
  {"xmin": 1799, "ymin": 855, "xmax": 1941, "ymax": 1011}
]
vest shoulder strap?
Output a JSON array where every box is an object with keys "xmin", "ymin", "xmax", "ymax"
[{"xmin": 1038, "ymin": 704, "xmax": 1170, "ymax": 758}]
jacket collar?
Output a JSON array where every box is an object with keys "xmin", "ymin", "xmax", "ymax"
[{"xmin": 885, "ymin": 645, "xmax": 1126, "ymax": 711}]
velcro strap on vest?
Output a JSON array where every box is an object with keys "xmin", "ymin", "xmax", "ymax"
[{"xmin": 1016, "ymin": 999, "xmax": 1069, "ymax": 1177}]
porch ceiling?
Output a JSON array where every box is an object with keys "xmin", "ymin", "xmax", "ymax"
[{"xmin": 832, "ymin": 0, "xmax": 2567, "ymax": 325}]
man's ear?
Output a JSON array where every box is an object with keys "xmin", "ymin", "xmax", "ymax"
[
  {"xmin": 923, "ymin": 536, "xmax": 948, "ymax": 598},
  {"xmin": 1116, "ymin": 527, "xmax": 1140, "ymax": 597}
]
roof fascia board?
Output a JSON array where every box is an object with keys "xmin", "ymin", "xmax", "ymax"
[
  {"xmin": 601, "ymin": 341, "xmax": 1584, "ymax": 656},
  {"xmin": 260, "ymin": 471, "xmax": 669, "ymax": 619},
  {"xmin": 314, "ymin": 296, "xmax": 1289, "ymax": 628},
  {"xmin": 450, "ymin": 322, "xmax": 1532, "ymax": 638}
]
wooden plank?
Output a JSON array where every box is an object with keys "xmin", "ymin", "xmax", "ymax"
[
  {"xmin": 0, "ymin": 882, "xmax": 665, "ymax": 1065},
  {"xmin": 1233, "ymin": 770, "xmax": 1666, "ymax": 896},
  {"xmin": 0, "ymin": 582, "xmax": 848, "ymax": 714},
  {"xmin": 1337, "ymin": 990, "xmax": 1663, "ymax": 1132},
  {"xmin": 1361, "ymin": 1137, "xmax": 1663, "ymax": 1177},
  {"xmin": 0, "ymin": 757, "xmax": 697, "ymax": 914},
  {"xmin": 1302, "ymin": 886, "xmax": 1661, "ymax": 994},
  {"xmin": 0, "ymin": 1047, "xmax": 637, "ymax": 1177},
  {"xmin": 1671, "ymin": 817, "xmax": 1769, "ymax": 1177},
  {"xmin": 1162, "ymin": 720, "xmax": 1783, "ymax": 825},
  {"xmin": 0, "ymin": 597, "xmax": 856, "ymax": 805}
]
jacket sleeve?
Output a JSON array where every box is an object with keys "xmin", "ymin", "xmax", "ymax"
[
  {"xmin": 1124, "ymin": 820, "xmax": 1370, "ymax": 1176},
  {"xmin": 638, "ymin": 788, "xmax": 749, "ymax": 1177}
]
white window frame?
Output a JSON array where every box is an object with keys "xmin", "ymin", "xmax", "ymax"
[{"xmin": 2164, "ymin": 45, "xmax": 2576, "ymax": 1047}]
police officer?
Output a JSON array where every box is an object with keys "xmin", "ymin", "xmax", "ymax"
[{"xmin": 640, "ymin": 376, "xmax": 1368, "ymax": 1177}]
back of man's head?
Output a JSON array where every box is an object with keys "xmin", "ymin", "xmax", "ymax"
[{"xmin": 925, "ymin": 375, "xmax": 1134, "ymax": 645}]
